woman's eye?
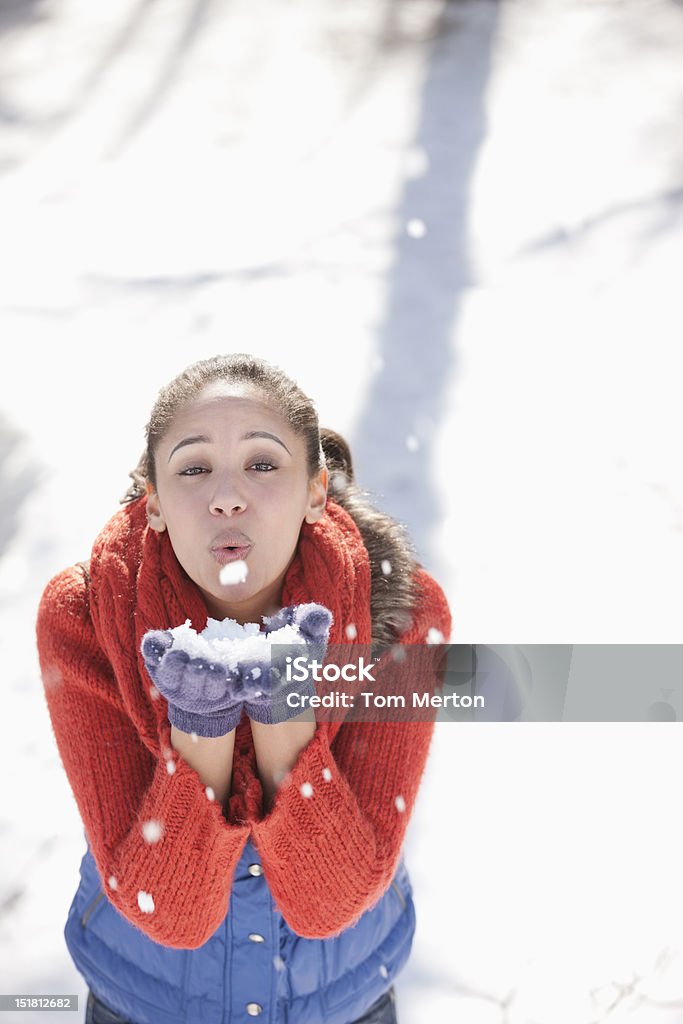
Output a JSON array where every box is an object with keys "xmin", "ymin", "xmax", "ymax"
[{"xmin": 178, "ymin": 462, "xmax": 276, "ymax": 476}]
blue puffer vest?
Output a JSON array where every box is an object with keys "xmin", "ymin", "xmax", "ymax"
[{"xmin": 65, "ymin": 834, "xmax": 416, "ymax": 1024}]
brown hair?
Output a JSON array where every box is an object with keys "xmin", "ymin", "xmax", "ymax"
[{"xmin": 120, "ymin": 353, "xmax": 356, "ymax": 508}]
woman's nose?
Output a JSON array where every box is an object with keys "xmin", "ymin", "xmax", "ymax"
[{"xmin": 209, "ymin": 475, "xmax": 247, "ymax": 515}]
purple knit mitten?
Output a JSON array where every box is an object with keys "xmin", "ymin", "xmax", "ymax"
[
  {"xmin": 242, "ymin": 603, "xmax": 333, "ymax": 725},
  {"xmin": 140, "ymin": 630, "xmax": 245, "ymax": 738}
]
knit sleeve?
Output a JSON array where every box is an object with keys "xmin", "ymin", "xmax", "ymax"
[
  {"xmin": 249, "ymin": 569, "xmax": 452, "ymax": 939},
  {"xmin": 35, "ymin": 565, "xmax": 250, "ymax": 950}
]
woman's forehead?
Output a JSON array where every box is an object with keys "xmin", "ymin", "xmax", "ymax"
[
  {"xmin": 165, "ymin": 388, "xmax": 299, "ymax": 454},
  {"xmin": 175, "ymin": 386, "xmax": 284, "ymax": 427}
]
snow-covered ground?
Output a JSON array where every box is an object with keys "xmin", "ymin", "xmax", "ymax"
[{"xmin": 2, "ymin": 0, "xmax": 683, "ymax": 1020}]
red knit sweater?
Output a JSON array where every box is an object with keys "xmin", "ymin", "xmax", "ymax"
[{"xmin": 36, "ymin": 551, "xmax": 451, "ymax": 949}]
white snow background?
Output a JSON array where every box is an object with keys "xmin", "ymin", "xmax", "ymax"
[{"xmin": 1, "ymin": 0, "xmax": 683, "ymax": 1020}]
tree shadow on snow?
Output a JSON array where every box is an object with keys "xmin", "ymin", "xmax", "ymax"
[{"xmin": 352, "ymin": 0, "xmax": 500, "ymax": 571}]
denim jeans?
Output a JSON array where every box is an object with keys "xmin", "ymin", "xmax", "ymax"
[{"xmin": 85, "ymin": 985, "xmax": 398, "ymax": 1023}]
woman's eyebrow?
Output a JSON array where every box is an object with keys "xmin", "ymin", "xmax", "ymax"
[
  {"xmin": 168, "ymin": 431, "xmax": 291, "ymax": 462},
  {"xmin": 243, "ymin": 430, "xmax": 292, "ymax": 455}
]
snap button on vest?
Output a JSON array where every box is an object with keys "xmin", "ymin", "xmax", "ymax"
[
  {"xmin": 248, "ymin": 932, "xmax": 265, "ymax": 943},
  {"xmin": 248, "ymin": 864, "xmax": 263, "ymax": 877},
  {"xmin": 246, "ymin": 1003, "xmax": 263, "ymax": 1016}
]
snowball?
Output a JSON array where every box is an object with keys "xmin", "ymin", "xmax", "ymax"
[
  {"xmin": 142, "ymin": 820, "xmax": 163, "ymax": 844},
  {"xmin": 405, "ymin": 434, "xmax": 419, "ymax": 452},
  {"xmin": 219, "ymin": 559, "xmax": 249, "ymax": 585},
  {"xmin": 381, "ymin": 560, "xmax": 392, "ymax": 576},
  {"xmin": 137, "ymin": 890, "xmax": 155, "ymax": 913},
  {"xmin": 300, "ymin": 782, "xmax": 314, "ymax": 798},
  {"xmin": 108, "ymin": 876, "xmax": 118, "ymax": 891},
  {"xmin": 322, "ymin": 768, "xmax": 332, "ymax": 782},
  {"xmin": 426, "ymin": 627, "xmax": 444, "ymax": 645},
  {"xmin": 205, "ymin": 786, "xmax": 215, "ymax": 801},
  {"xmin": 345, "ymin": 623, "xmax": 357, "ymax": 640},
  {"xmin": 395, "ymin": 795, "xmax": 406, "ymax": 813},
  {"xmin": 166, "ymin": 759, "xmax": 176, "ymax": 775},
  {"xmin": 406, "ymin": 218, "xmax": 426, "ymax": 238},
  {"xmin": 379, "ymin": 964, "xmax": 389, "ymax": 979}
]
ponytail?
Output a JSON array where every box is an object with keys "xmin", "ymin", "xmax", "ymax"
[{"xmin": 319, "ymin": 427, "xmax": 420, "ymax": 649}]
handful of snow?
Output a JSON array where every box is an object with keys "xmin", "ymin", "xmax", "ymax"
[
  {"xmin": 168, "ymin": 615, "xmax": 304, "ymax": 672},
  {"xmin": 140, "ymin": 603, "xmax": 333, "ymax": 725},
  {"xmin": 163, "ymin": 603, "xmax": 331, "ymax": 673}
]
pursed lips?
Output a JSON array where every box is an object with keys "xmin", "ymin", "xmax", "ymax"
[{"xmin": 210, "ymin": 543, "xmax": 252, "ymax": 564}]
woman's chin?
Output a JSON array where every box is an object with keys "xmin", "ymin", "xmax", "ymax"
[{"xmin": 200, "ymin": 585, "xmax": 247, "ymax": 620}]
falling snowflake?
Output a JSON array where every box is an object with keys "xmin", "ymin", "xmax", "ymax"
[
  {"xmin": 379, "ymin": 964, "xmax": 389, "ymax": 979},
  {"xmin": 251, "ymin": 667, "xmax": 262, "ymax": 679},
  {"xmin": 149, "ymin": 685, "xmax": 161, "ymax": 701},
  {"xmin": 322, "ymin": 768, "xmax": 332, "ymax": 782},
  {"xmin": 300, "ymin": 782, "xmax": 314, "ymax": 798},
  {"xmin": 190, "ymin": 732, "xmax": 199, "ymax": 744},
  {"xmin": 42, "ymin": 664, "xmax": 63, "ymax": 692},
  {"xmin": 426, "ymin": 627, "xmax": 444, "ymax": 645},
  {"xmin": 108, "ymin": 876, "xmax": 118, "ymax": 891},
  {"xmin": 345, "ymin": 623, "xmax": 357, "ymax": 640},
  {"xmin": 330, "ymin": 470, "xmax": 350, "ymax": 492},
  {"xmin": 406, "ymin": 218, "xmax": 426, "ymax": 239},
  {"xmin": 395, "ymin": 795, "xmax": 406, "ymax": 813},
  {"xmin": 405, "ymin": 435, "xmax": 419, "ymax": 452},
  {"xmin": 219, "ymin": 559, "xmax": 249, "ymax": 585},
  {"xmin": 166, "ymin": 760, "xmax": 176, "ymax": 775},
  {"xmin": 273, "ymin": 956, "xmax": 286, "ymax": 972},
  {"xmin": 206, "ymin": 786, "xmax": 216, "ymax": 801},
  {"xmin": 404, "ymin": 146, "xmax": 429, "ymax": 180},
  {"xmin": 381, "ymin": 560, "xmax": 392, "ymax": 576},
  {"xmin": 137, "ymin": 890, "xmax": 155, "ymax": 914},
  {"xmin": 142, "ymin": 820, "xmax": 164, "ymax": 844}
]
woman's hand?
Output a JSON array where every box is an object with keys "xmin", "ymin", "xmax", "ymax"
[
  {"xmin": 140, "ymin": 629, "xmax": 245, "ymax": 737},
  {"xmin": 242, "ymin": 603, "xmax": 333, "ymax": 725}
]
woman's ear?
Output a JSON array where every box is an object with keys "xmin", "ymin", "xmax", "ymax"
[
  {"xmin": 305, "ymin": 467, "xmax": 328, "ymax": 524},
  {"xmin": 145, "ymin": 481, "xmax": 167, "ymax": 533}
]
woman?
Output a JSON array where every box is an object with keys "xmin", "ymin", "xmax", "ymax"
[{"xmin": 35, "ymin": 354, "xmax": 452, "ymax": 1024}]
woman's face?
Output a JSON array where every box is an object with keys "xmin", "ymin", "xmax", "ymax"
[{"xmin": 145, "ymin": 382, "xmax": 327, "ymax": 624}]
